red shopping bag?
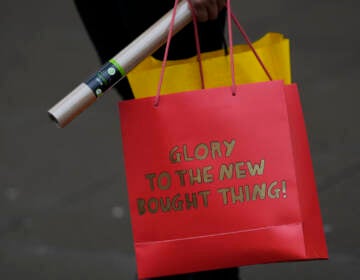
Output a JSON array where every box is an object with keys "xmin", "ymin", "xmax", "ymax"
[
  {"xmin": 119, "ymin": 80, "xmax": 328, "ymax": 278},
  {"xmin": 118, "ymin": 1, "xmax": 328, "ymax": 278}
]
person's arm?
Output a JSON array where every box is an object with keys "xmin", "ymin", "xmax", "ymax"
[{"xmin": 190, "ymin": 0, "xmax": 226, "ymax": 22}]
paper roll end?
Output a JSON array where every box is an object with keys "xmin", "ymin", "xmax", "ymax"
[{"xmin": 48, "ymin": 83, "xmax": 97, "ymax": 128}]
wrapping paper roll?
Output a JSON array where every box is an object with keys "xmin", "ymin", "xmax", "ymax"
[{"xmin": 48, "ymin": 0, "xmax": 192, "ymax": 128}]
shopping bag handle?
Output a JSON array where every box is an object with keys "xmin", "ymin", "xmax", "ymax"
[
  {"xmin": 225, "ymin": 1, "xmax": 273, "ymax": 95},
  {"xmin": 154, "ymin": 0, "xmax": 273, "ymax": 106},
  {"xmin": 154, "ymin": 0, "xmax": 204, "ymax": 107}
]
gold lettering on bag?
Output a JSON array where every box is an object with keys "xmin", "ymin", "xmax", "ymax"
[
  {"xmin": 185, "ymin": 193, "xmax": 198, "ymax": 209},
  {"xmin": 137, "ymin": 198, "xmax": 146, "ymax": 215},
  {"xmin": 172, "ymin": 194, "xmax": 184, "ymax": 211},
  {"xmin": 203, "ymin": 166, "xmax": 213, "ymax": 183},
  {"xmin": 175, "ymin": 167, "xmax": 214, "ymax": 186},
  {"xmin": 231, "ymin": 186, "xmax": 244, "ymax": 203},
  {"xmin": 194, "ymin": 143, "xmax": 209, "ymax": 160},
  {"xmin": 219, "ymin": 164, "xmax": 233, "ymax": 181},
  {"xmin": 244, "ymin": 185, "xmax": 251, "ymax": 201},
  {"xmin": 138, "ymin": 137, "xmax": 291, "ymax": 216},
  {"xmin": 158, "ymin": 171, "xmax": 171, "ymax": 190},
  {"xmin": 252, "ymin": 183, "xmax": 266, "ymax": 200},
  {"xmin": 217, "ymin": 188, "xmax": 230, "ymax": 205},
  {"xmin": 136, "ymin": 191, "xmax": 211, "ymax": 215},
  {"xmin": 210, "ymin": 141, "xmax": 222, "ymax": 159},
  {"xmin": 169, "ymin": 139, "xmax": 237, "ymax": 163},
  {"xmin": 198, "ymin": 190, "xmax": 210, "ymax": 207},
  {"xmin": 145, "ymin": 171, "xmax": 172, "ymax": 191},
  {"xmin": 183, "ymin": 145, "xmax": 194, "ymax": 162},
  {"xmin": 247, "ymin": 160, "xmax": 265, "ymax": 176},
  {"xmin": 235, "ymin": 162, "xmax": 246, "ymax": 178},
  {"xmin": 282, "ymin": 180, "xmax": 287, "ymax": 198},
  {"xmin": 189, "ymin": 168, "xmax": 202, "ymax": 185},
  {"xmin": 144, "ymin": 173, "xmax": 156, "ymax": 191},
  {"xmin": 224, "ymin": 139, "xmax": 236, "ymax": 157},
  {"xmin": 175, "ymin": 169, "xmax": 187, "ymax": 186},
  {"xmin": 169, "ymin": 146, "xmax": 181, "ymax": 163},
  {"xmin": 148, "ymin": 198, "xmax": 159, "ymax": 213},
  {"xmin": 218, "ymin": 159, "xmax": 266, "ymax": 181},
  {"xmin": 217, "ymin": 180, "xmax": 288, "ymax": 205},
  {"xmin": 268, "ymin": 181, "xmax": 280, "ymax": 199},
  {"xmin": 160, "ymin": 197, "xmax": 172, "ymax": 212}
]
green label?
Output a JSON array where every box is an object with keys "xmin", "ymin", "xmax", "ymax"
[{"xmin": 85, "ymin": 61, "xmax": 124, "ymax": 97}]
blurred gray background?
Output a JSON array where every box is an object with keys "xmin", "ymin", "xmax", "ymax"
[{"xmin": 1, "ymin": 0, "xmax": 359, "ymax": 279}]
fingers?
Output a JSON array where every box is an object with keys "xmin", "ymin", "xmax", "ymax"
[
  {"xmin": 216, "ymin": 0, "xmax": 226, "ymax": 12},
  {"xmin": 194, "ymin": 5, "xmax": 210, "ymax": 22},
  {"xmin": 191, "ymin": 0, "xmax": 226, "ymax": 22}
]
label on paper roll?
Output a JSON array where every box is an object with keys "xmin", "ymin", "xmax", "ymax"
[{"xmin": 85, "ymin": 61, "xmax": 124, "ymax": 97}]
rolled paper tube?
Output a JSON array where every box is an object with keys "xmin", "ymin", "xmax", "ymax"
[{"xmin": 48, "ymin": 0, "xmax": 192, "ymax": 128}]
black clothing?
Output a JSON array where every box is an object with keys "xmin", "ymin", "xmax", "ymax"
[
  {"xmin": 74, "ymin": 1, "xmax": 238, "ymax": 279},
  {"xmin": 150, "ymin": 267, "xmax": 239, "ymax": 280}
]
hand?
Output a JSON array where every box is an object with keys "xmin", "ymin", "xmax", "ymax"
[{"xmin": 190, "ymin": 0, "xmax": 226, "ymax": 22}]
